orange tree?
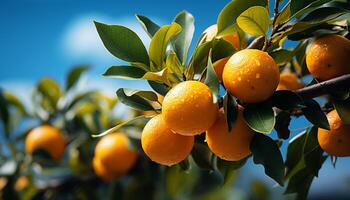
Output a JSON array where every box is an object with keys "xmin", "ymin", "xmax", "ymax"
[{"xmin": 94, "ymin": 0, "xmax": 350, "ymax": 199}]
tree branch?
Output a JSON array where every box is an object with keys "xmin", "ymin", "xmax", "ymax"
[{"xmin": 294, "ymin": 74, "xmax": 350, "ymax": 99}]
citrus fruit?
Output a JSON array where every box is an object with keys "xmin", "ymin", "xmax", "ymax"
[
  {"xmin": 141, "ymin": 115, "xmax": 194, "ymax": 166},
  {"xmin": 25, "ymin": 125, "xmax": 65, "ymax": 160},
  {"xmin": 162, "ymin": 81, "xmax": 218, "ymax": 135},
  {"xmin": 306, "ymin": 34, "xmax": 350, "ymax": 81},
  {"xmin": 213, "ymin": 57, "xmax": 230, "ymax": 82},
  {"xmin": 206, "ymin": 106, "xmax": 254, "ymax": 161},
  {"xmin": 92, "ymin": 157, "xmax": 119, "ymax": 182},
  {"xmin": 94, "ymin": 133, "xmax": 138, "ymax": 174},
  {"xmin": 223, "ymin": 49, "xmax": 280, "ymax": 103},
  {"xmin": 277, "ymin": 72, "xmax": 304, "ymax": 91},
  {"xmin": 318, "ymin": 110, "xmax": 350, "ymax": 157}
]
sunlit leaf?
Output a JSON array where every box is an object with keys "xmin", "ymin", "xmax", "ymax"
[{"xmin": 237, "ymin": 6, "xmax": 270, "ymax": 36}]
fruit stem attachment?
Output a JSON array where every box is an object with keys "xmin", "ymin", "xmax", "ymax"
[{"xmin": 294, "ymin": 74, "xmax": 350, "ymax": 99}]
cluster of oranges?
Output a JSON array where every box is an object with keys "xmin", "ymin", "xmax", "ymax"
[{"xmin": 24, "ymin": 29, "xmax": 350, "ymax": 182}]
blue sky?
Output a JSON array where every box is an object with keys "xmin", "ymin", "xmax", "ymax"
[{"xmin": 1, "ymin": 0, "xmax": 349, "ymax": 197}]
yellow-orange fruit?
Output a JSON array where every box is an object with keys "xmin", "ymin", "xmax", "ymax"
[
  {"xmin": 223, "ymin": 49, "xmax": 280, "ymax": 103},
  {"xmin": 25, "ymin": 125, "xmax": 65, "ymax": 160},
  {"xmin": 206, "ymin": 106, "xmax": 254, "ymax": 161},
  {"xmin": 306, "ymin": 34, "xmax": 350, "ymax": 81},
  {"xmin": 204, "ymin": 24, "xmax": 246, "ymax": 49},
  {"xmin": 162, "ymin": 81, "xmax": 218, "ymax": 135},
  {"xmin": 318, "ymin": 110, "xmax": 350, "ymax": 157},
  {"xmin": 92, "ymin": 157, "xmax": 119, "ymax": 182},
  {"xmin": 94, "ymin": 133, "xmax": 138, "ymax": 174},
  {"xmin": 213, "ymin": 57, "xmax": 230, "ymax": 82},
  {"xmin": 277, "ymin": 72, "xmax": 304, "ymax": 91},
  {"xmin": 141, "ymin": 115, "xmax": 194, "ymax": 166}
]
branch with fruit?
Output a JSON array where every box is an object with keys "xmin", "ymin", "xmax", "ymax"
[{"xmin": 93, "ymin": 0, "xmax": 350, "ymax": 199}]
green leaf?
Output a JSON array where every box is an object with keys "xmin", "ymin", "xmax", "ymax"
[
  {"xmin": 333, "ymin": 98, "xmax": 350, "ymax": 125},
  {"xmin": 217, "ymin": 158, "xmax": 247, "ymax": 186},
  {"xmin": 135, "ymin": 15, "xmax": 160, "ymax": 37},
  {"xmin": 4, "ymin": 92, "xmax": 27, "ymax": 116},
  {"xmin": 211, "ymin": 39, "xmax": 236, "ymax": 62},
  {"xmin": 103, "ymin": 65, "xmax": 147, "ymax": 79},
  {"xmin": 275, "ymin": 111, "xmax": 291, "ymax": 140},
  {"xmin": 284, "ymin": 167, "xmax": 315, "ymax": 199},
  {"xmin": 250, "ymin": 133, "xmax": 285, "ymax": 186},
  {"xmin": 275, "ymin": 3, "xmax": 291, "ymax": 25},
  {"xmin": 116, "ymin": 88, "xmax": 155, "ymax": 111},
  {"xmin": 92, "ymin": 115, "xmax": 152, "ymax": 138},
  {"xmin": 94, "ymin": 21, "xmax": 150, "ymax": 67},
  {"xmin": 191, "ymin": 143, "xmax": 215, "ymax": 170},
  {"xmin": 37, "ymin": 78, "xmax": 63, "ymax": 110},
  {"xmin": 271, "ymin": 90, "xmax": 305, "ymax": 110},
  {"xmin": 204, "ymin": 56, "xmax": 220, "ymax": 103},
  {"xmin": 223, "ymin": 93, "xmax": 238, "ymax": 132},
  {"xmin": 270, "ymin": 49, "xmax": 294, "ymax": 65},
  {"xmin": 148, "ymin": 80, "xmax": 169, "ymax": 96},
  {"xmin": 285, "ymin": 131, "xmax": 307, "ymax": 176},
  {"xmin": 122, "ymin": 89, "xmax": 159, "ymax": 102},
  {"xmin": 244, "ymin": 102, "xmax": 275, "ymax": 134},
  {"xmin": 149, "ymin": 23, "xmax": 182, "ymax": 68},
  {"xmin": 302, "ymin": 99, "xmax": 330, "ymax": 130},
  {"xmin": 173, "ymin": 11, "xmax": 195, "ymax": 64},
  {"xmin": 237, "ymin": 6, "xmax": 270, "ymax": 36},
  {"xmin": 66, "ymin": 65, "xmax": 89, "ymax": 91},
  {"xmin": 290, "ymin": 0, "xmax": 333, "ymax": 19},
  {"xmin": 217, "ymin": 0, "xmax": 268, "ymax": 34}
]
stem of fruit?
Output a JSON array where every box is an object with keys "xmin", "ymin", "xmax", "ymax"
[
  {"xmin": 262, "ymin": 0, "xmax": 281, "ymax": 51},
  {"xmin": 294, "ymin": 74, "xmax": 350, "ymax": 99}
]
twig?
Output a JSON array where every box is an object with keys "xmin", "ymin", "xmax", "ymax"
[
  {"xmin": 246, "ymin": 36, "xmax": 265, "ymax": 50},
  {"xmin": 262, "ymin": 0, "xmax": 281, "ymax": 51}
]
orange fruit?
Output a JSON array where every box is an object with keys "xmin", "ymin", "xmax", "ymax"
[
  {"xmin": 318, "ymin": 110, "xmax": 350, "ymax": 157},
  {"xmin": 162, "ymin": 81, "xmax": 218, "ymax": 135},
  {"xmin": 15, "ymin": 176, "xmax": 29, "ymax": 191},
  {"xmin": 277, "ymin": 72, "xmax": 304, "ymax": 91},
  {"xmin": 141, "ymin": 115, "xmax": 194, "ymax": 166},
  {"xmin": 94, "ymin": 133, "xmax": 138, "ymax": 174},
  {"xmin": 306, "ymin": 34, "xmax": 350, "ymax": 81},
  {"xmin": 213, "ymin": 57, "xmax": 230, "ymax": 82},
  {"xmin": 25, "ymin": 125, "xmax": 65, "ymax": 160},
  {"xmin": 92, "ymin": 157, "xmax": 119, "ymax": 182},
  {"xmin": 204, "ymin": 24, "xmax": 246, "ymax": 49},
  {"xmin": 223, "ymin": 49, "xmax": 280, "ymax": 103},
  {"xmin": 206, "ymin": 106, "xmax": 254, "ymax": 161}
]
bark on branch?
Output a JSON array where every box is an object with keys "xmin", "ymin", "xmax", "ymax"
[{"xmin": 294, "ymin": 74, "xmax": 350, "ymax": 99}]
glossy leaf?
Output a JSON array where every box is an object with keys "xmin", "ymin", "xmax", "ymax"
[
  {"xmin": 270, "ymin": 49, "xmax": 294, "ymax": 66},
  {"xmin": 149, "ymin": 23, "xmax": 182, "ymax": 68},
  {"xmin": 244, "ymin": 102, "xmax": 275, "ymax": 134},
  {"xmin": 217, "ymin": 158, "xmax": 247, "ymax": 185},
  {"xmin": 290, "ymin": 0, "xmax": 332, "ymax": 19},
  {"xmin": 94, "ymin": 21, "xmax": 150, "ymax": 67},
  {"xmin": 204, "ymin": 56, "xmax": 220, "ymax": 103},
  {"xmin": 37, "ymin": 78, "xmax": 63, "ymax": 110},
  {"xmin": 66, "ymin": 65, "xmax": 89, "ymax": 91},
  {"xmin": 148, "ymin": 80, "xmax": 169, "ymax": 96},
  {"xmin": 103, "ymin": 65, "xmax": 147, "ymax": 79},
  {"xmin": 334, "ymin": 98, "xmax": 350, "ymax": 124},
  {"xmin": 223, "ymin": 93, "xmax": 238, "ymax": 132},
  {"xmin": 136, "ymin": 15, "xmax": 160, "ymax": 37},
  {"xmin": 302, "ymin": 99, "xmax": 330, "ymax": 130},
  {"xmin": 250, "ymin": 133, "xmax": 285, "ymax": 186},
  {"xmin": 116, "ymin": 88, "xmax": 155, "ymax": 111},
  {"xmin": 173, "ymin": 11, "xmax": 195, "ymax": 64},
  {"xmin": 217, "ymin": 0, "xmax": 268, "ymax": 34},
  {"xmin": 275, "ymin": 3, "xmax": 291, "ymax": 25},
  {"xmin": 237, "ymin": 6, "xmax": 270, "ymax": 36}
]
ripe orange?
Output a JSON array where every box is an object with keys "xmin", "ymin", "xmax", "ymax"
[
  {"xmin": 94, "ymin": 133, "xmax": 138, "ymax": 174},
  {"xmin": 277, "ymin": 72, "xmax": 304, "ymax": 91},
  {"xmin": 206, "ymin": 106, "xmax": 254, "ymax": 161},
  {"xmin": 306, "ymin": 34, "xmax": 350, "ymax": 81},
  {"xmin": 204, "ymin": 24, "xmax": 246, "ymax": 49},
  {"xmin": 213, "ymin": 57, "xmax": 230, "ymax": 82},
  {"xmin": 318, "ymin": 110, "xmax": 350, "ymax": 157},
  {"xmin": 162, "ymin": 81, "xmax": 218, "ymax": 135},
  {"xmin": 25, "ymin": 125, "xmax": 65, "ymax": 160},
  {"xmin": 92, "ymin": 157, "xmax": 119, "ymax": 182},
  {"xmin": 223, "ymin": 49, "xmax": 280, "ymax": 103},
  {"xmin": 141, "ymin": 115, "xmax": 194, "ymax": 166}
]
